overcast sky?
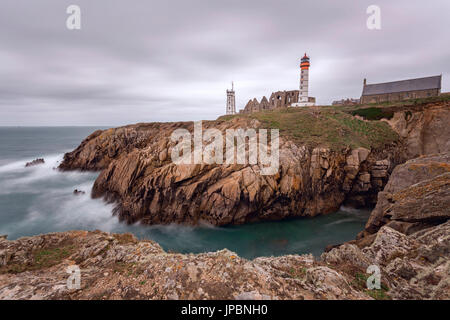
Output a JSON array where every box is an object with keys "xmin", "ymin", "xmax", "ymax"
[{"xmin": 0, "ymin": 0, "xmax": 449, "ymax": 126}]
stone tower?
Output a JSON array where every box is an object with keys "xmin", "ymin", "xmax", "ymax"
[
  {"xmin": 292, "ymin": 53, "xmax": 315, "ymax": 107},
  {"xmin": 226, "ymin": 82, "xmax": 236, "ymax": 115}
]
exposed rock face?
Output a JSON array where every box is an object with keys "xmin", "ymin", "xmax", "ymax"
[
  {"xmin": 57, "ymin": 102, "xmax": 449, "ymax": 227},
  {"xmin": 322, "ymin": 222, "xmax": 450, "ymax": 300},
  {"xmin": 59, "ymin": 124, "xmax": 176, "ymax": 171},
  {"xmin": 0, "ymin": 230, "xmax": 370, "ymax": 300},
  {"xmin": 361, "ymin": 152, "xmax": 450, "ymax": 237},
  {"xmin": 321, "ymin": 151, "xmax": 450, "ymax": 300},
  {"xmin": 1, "ymin": 222, "xmax": 447, "ymax": 300},
  {"xmin": 60, "ymin": 118, "xmax": 397, "ymax": 226},
  {"xmin": 384, "ymin": 102, "xmax": 450, "ymax": 158}
]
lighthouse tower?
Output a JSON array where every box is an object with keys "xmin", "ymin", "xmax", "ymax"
[
  {"xmin": 226, "ymin": 82, "xmax": 236, "ymax": 115},
  {"xmin": 293, "ymin": 53, "xmax": 315, "ymax": 107}
]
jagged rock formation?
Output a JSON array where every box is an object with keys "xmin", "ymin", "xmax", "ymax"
[
  {"xmin": 25, "ymin": 158, "xmax": 45, "ymax": 167},
  {"xmin": 1, "ymin": 153, "xmax": 448, "ymax": 300},
  {"xmin": 322, "ymin": 151, "xmax": 450, "ymax": 300},
  {"xmin": 59, "ymin": 116, "xmax": 398, "ymax": 225},
  {"xmin": 0, "ymin": 230, "xmax": 373, "ymax": 300},
  {"xmin": 58, "ymin": 101, "xmax": 449, "ymax": 227},
  {"xmin": 359, "ymin": 152, "xmax": 450, "ymax": 237},
  {"xmin": 384, "ymin": 102, "xmax": 450, "ymax": 158},
  {"xmin": 1, "ymin": 106, "xmax": 448, "ymax": 300},
  {"xmin": 322, "ymin": 222, "xmax": 449, "ymax": 300}
]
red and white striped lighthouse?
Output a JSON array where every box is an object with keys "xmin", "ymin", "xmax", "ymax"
[{"xmin": 293, "ymin": 53, "xmax": 315, "ymax": 107}]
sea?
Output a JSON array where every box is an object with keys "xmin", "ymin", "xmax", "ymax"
[{"xmin": 0, "ymin": 127, "xmax": 371, "ymax": 259}]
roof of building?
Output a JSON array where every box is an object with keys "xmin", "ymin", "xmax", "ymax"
[{"xmin": 362, "ymin": 75, "xmax": 442, "ymax": 96}]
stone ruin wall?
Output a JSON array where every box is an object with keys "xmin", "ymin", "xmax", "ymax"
[{"xmin": 240, "ymin": 90, "xmax": 300, "ymax": 114}]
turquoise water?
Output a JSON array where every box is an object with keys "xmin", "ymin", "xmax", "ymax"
[{"xmin": 0, "ymin": 127, "xmax": 370, "ymax": 259}]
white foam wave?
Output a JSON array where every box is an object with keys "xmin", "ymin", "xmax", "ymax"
[
  {"xmin": 324, "ymin": 218, "xmax": 355, "ymax": 227},
  {"xmin": 8, "ymin": 176, "xmax": 119, "ymax": 237},
  {"xmin": 0, "ymin": 154, "xmax": 96, "ymax": 195},
  {"xmin": 339, "ymin": 205, "xmax": 363, "ymax": 214},
  {"xmin": 0, "ymin": 152, "xmax": 120, "ymax": 239}
]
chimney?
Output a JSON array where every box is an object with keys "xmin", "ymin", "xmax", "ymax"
[{"xmin": 363, "ymin": 78, "xmax": 367, "ymax": 86}]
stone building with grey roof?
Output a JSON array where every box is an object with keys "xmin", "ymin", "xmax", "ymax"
[{"xmin": 360, "ymin": 75, "xmax": 442, "ymax": 104}]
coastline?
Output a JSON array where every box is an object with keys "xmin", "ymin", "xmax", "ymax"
[{"xmin": 0, "ymin": 99, "xmax": 449, "ymax": 300}]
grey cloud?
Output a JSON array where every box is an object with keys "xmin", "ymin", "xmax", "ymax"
[{"xmin": 0, "ymin": 0, "xmax": 449, "ymax": 126}]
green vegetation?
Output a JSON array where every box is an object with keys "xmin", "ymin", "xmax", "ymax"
[
  {"xmin": 218, "ymin": 114, "xmax": 236, "ymax": 122},
  {"xmin": 1, "ymin": 244, "xmax": 76, "ymax": 274},
  {"xmin": 352, "ymin": 272, "xmax": 391, "ymax": 300},
  {"xmin": 344, "ymin": 94, "xmax": 450, "ymax": 110},
  {"xmin": 350, "ymin": 107, "xmax": 394, "ymax": 121},
  {"xmin": 288, "ymin": 267, "xmax": 308, "ymax": 279},
  {"xmin": 219, "ymin": 95, "xmax": 450, "ymax": 150},
  {"xmin": 219, "ymin": 107, "xmax": 399, "ymax": 151},
  {"xmin": 336, "ymin": 94, "xmax": 450, "ymax": 117},
  {"xmin": 34, "ymin": 246, "xmax": 74, "ymax": 268}
]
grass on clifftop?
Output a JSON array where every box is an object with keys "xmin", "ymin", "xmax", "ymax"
[
  {"xmin": 347, "ymin": 94, "xmax": 450, "ymax": 110},
  {"xmin": 219, "ymin": 107, "xmax": 398, "ymax": 151},
  {"xmin": 0, "ymin": 244, "xmax": 76, "ymax": 274},
  {"xmin": 338, "ymin": 94, "xmax": 450, "ymax": 120}
]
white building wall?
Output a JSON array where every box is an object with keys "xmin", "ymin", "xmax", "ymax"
[{"xmin": 300, "ymin": 69, "xmax": 309, "ymax": 102}]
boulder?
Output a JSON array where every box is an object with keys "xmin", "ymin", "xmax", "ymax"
[
  {"xmin": 363, "ymin": 152, "xmax": 450, "ymax": 235},
  {"xmin": 25, "ymin": 158, "xmax": 45, "ymax": 167}
]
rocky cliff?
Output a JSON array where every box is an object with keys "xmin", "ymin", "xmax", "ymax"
[
  {"xmin": 359, "ymin": 152, "xmax": 450, "ymax": 237},
  {"xmin": 382, "ymin": 102, "xmax": 450, "ymax": 158},
  {"xmin": 59, "ymin": 101, "xmax": 449, "ymax": 226},
  {"xmin": 59, "ymin": 109, "xmax": 403, "ymax": 226},
  {"xmin": 1, "ymin": 150, "xmax": 448, "ymax": 300},
  {"xmin": 1, "ymin": 103, "xmax": 449, "ymax": 300},
  {"xmin": 322, "ymin": 151, "xmax": 450, "ymax": 300}
]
